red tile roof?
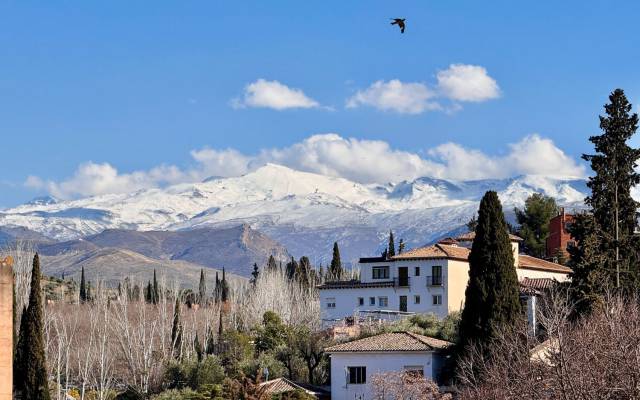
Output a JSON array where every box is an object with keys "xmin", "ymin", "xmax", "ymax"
[
  {"xmin": 325, "ymin": 331, "xmax": 452, "ymax": 353},
  {"xmin": 518, "ymin": 255, "xmax": 572, "ymax": 274},
  {"xmin": 392, "ymin": 243, "xmax": 470, "ymax": 261},
  {"xmin": 455, "ymin": 231, "xmax": 523, "ymax": 242}
]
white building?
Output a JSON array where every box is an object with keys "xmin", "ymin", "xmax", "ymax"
[
  {"xmin": 319, "ymin": 232, "xmax": 571, "ymax": 322},
  {"xmin": 325, "ymin": 331, "xmax": 452, "ymax": 400}
]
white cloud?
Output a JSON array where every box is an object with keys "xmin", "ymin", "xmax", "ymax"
[
  {"xmin": 436, "ymin": 64, "xmax": 501, "ymax": 102},
  {"xmin": 232, "ymin": 79, "xmax": 320, "ymax": 110},
  {"xmin": 26, "ymin": 134, "xmax": 585, "ymax": 199},
  {"xmin": 347, "ymin": 64, "xmax": 500, "ymax": 114},
  {"xmin": 346, "ymin": 80, "xmax": 440, "ymax": 114}
]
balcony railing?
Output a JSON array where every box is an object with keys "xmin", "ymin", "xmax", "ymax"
[
  {"xmin": 394, "ymin": 277, "xmax": 410, "ymax": 287},
  {"xmin": 427, "ymin": 275, "xmax": 444, "ymax": 287}
]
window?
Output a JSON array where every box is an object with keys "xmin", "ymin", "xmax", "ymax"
[
  {"xmin": 378, "ymin": 296, "xmax": 388, "ymax": 307},
  {"xmin": 348, "ymin": 366, "xmax": 366, "ymax": 384},
  {"xmin": 326, "ymin": 298, "xmax": 336, "ymax": 308},
  {"xmin": 414, "ymin": 295, "xmax": 421, "ymax": 304},
  {"xmin": 372, "ymin": 266, "xmax": 390, "ymax": 279},
  {"xmin": 430, "ymin": 265, "xmax": 443, "ymax": 286},
  {"xmin": 403, "ymin": 366, "xmax": 424, "ymax": 376},
  {"xmin": 358, "ymin": 297, "xmax": 364, "ymax": 306},
  {"xmin": 369, "ymin": 297, "xmax": 376, "ymax": 306},
  {"xmin": 415, "ymin": 266, "xmax": 420, "ymax": 276},
  {"xmin": 432, "ymin": 295, "xmax": 442, "ymax": 305}
]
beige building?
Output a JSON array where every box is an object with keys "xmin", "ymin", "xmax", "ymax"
[{"xmin": 319, "ymin": 233, "xmax": 571, "ymax": 321}]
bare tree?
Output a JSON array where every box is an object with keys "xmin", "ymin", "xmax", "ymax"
[{"xmin": 371, "ymin": 371, "xmax": 451, "ymax": 400}]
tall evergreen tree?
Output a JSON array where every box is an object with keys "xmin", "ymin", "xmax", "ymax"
[
  {"xmin": 329, "ymin": 242, "xmax": 343, "ymax": 281},
  {"xmin": 458, "ymin": 191, "xmax": 522, "ymax": 355},
  {"xmin": 214, "ymin": 272, "xmax": 220, "ymax": 301},
  {"xmin": 220, "ymin": 268, "xmax": 229, "ymax": 303},
  {"xmin": 514, "ymin": 193, "xmax": 559, "ymax": 258},
  {"xmin": 152, "ymin": 269, "xmax": 159, "ymax": 304},
  {"xmin": 79, "ymin": 266, "xmax": 87, "ymax": 303},
  {"xmin": 144, "ymin": 281, "xmax": 153, "ymax": 304},
  {"xmin": 198, "ymin": 269, "xmax": 207, "ymax": 305},
  {"xmin": 398, "ymin": 239, "xmax": 405, "ymax": 254},
  {"xmin": 285, "ymin": 257, "xmax": 299, "ymax": 280},
  {"xmin": 250, "ymin": 263, "xmax": 260, "ymax": 286},
  {"xmin": 15, "ymin": 254, "xmax": 50, "ymax": 399},
  {"xmin": 298, "ymin": 256, "xmax": 312, "ymax": 286},
  {"xmin": 388, "ymin": 230, "xmax": 396, "ymax": 258},
  {"xmin": 266, "ymin": 255, "xmax": 278, "ymax": 272},
  {"xmin": 567, "ymin": 213, "xmax": 608, "ymax": 315},
  {"xmin": 171, "ymin": 296, "xmax": 182, "ymax": 358},
  {"xmin": 194, "ymin": 332, "xmax": 203, "ymax": 362},
  {"xmin": 581, "ymin": 88, "xmax": 640, "ymax": 290}
]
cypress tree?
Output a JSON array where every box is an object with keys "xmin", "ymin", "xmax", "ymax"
[
  {"xmin": 329, "ymin": 242, "xmax": 343, "ymax": 281},
  {"xmin": 458, "ymin": 191, "xmax": 522, "ymax": 354},
  {"xmin": 285, "ymin": 257, "xmax": 298, "ymax": 280},
  {"xmin": 220, "ymin": 268, "xmax": 229, "ymax": 303},
  {"xmin": 79, "ymin": 266, "xmax": 87, "ymax": 303},
  {"xmin": 250, "ymin": 263, "xmax": 260, "ymax": 286},
  {"xmin": 171, "ymin": 296, "xmax": 182, "ymax": 358},
  {"xmin": 198, "ymin": 269, "xmax": 207, "ymax": 305},
  {"xmin": 567, "ymin": 213, "xmax": 608, "ymax": 315},
  {"xmin": 398, "ymin": 239, "xmax": 405, "ymax": 254},
  {"xmin": 145, "ymin": 281, "xmax": 152, "ymax": 304},
  {"xmin": 388, "ymin": 230, "xmax": 396, "ymax": 258},
  {"xmin": 298, "ymin": 256, "xmax": 312, "ymax": 286},
  {"xmin": 152, "ymin": 269, "xmax": 159, "ymax": 304},
  {"xmin": 15, "ymin": 254, "xmax": 50, "ymax": 399},
  {"xmin": 205, "ymin": 326, "xmax": 215, "ymax": 355},
  {"xmin": 214, "ymin": 272, "xmax": 220, "ymax": 302},
  {"xmin": 267, "ymin": 255, "xmax": 278, "ymax": 272},
  {"xmin": 194, "ymin": 332, "xmax": 203, "ymax": 362},
  {"xmin": 581, "ymin": 88, "xmax": 640, "ymax": 290}
]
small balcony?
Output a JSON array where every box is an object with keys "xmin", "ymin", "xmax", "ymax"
[
  {"xmin": 394, "ymin": 277, "xmax": 410, "ymax": 288},
  {"xmin": 427, "ymin": 275, "xmax": 444, "ymax": 287}
]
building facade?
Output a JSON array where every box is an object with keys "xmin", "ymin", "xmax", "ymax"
[
  {"xmin": 325, "ymin": 332, "xmax": 451, "ymax": 400},
  {"xmin": 546, "ymin": 208, "xmax": 575, "ymax": 259},
  {"xmin": 319, "ymin": 233, "xmax": 571, "ymax": 322}
]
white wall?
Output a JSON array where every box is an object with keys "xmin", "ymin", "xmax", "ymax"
[
  {"xmin": 321, "ymin": 259, "xmax": 451, "ymax": 320},
  {"xmin": 329, "ymin": 351, "xmax": 439, "ymax": 400}
]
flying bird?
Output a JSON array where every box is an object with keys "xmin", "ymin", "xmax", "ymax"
[{"xmin": 390, "ymin": 18, "xmax": 406, "ymax": 33}]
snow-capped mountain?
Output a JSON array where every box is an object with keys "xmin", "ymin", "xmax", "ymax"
[{"xmin": 0, "ymin": 164, "xmax": 588, "ymax": 265}]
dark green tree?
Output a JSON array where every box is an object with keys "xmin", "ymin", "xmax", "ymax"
[
  {"xmin": 213, "ymin": 272, "xmax": 220, "ymax": 301},
  {"xmin": 458, "ymin": 191, "xmax": 522, "ymax": 355},
  {"xmin": 198, "ymin": 269, "xmax": 207, "ymax": 305},
  {"xmin": 144, "ymin": 280, "xmax": 153, "ymax": 304},
  {"xmin": 15, "ymin": 254, "xmax": 50, "ymax": 399},
  {"xmin": 514, "ymin": 193, "xmax": 559, "ymax": 258},
  {"xmin": 582, "ymin": 88, "xmax": 640, "ymax": 290},
  {"xmin": 567, "ymin": 213, "xmax": 608, "ymax": 315},
  {"xmin": 79, "ymin": 266, "xmax": 87, "ymax": 303},
  {"xmin": 329, "ymin": 242, "xmax": 343, "ymax": 281},
  {"xmin": 250, "ymin": 263, "xmax": 260, "ymax": 286},
  {"xmin": 298, "ymin": 256, "xmax": 312, "ymax": 286},
  {"xmin": 194, "ymin": 332, "xmax": 203, "ymax": 362},
  {"xmin": 388, "ymin": 230, "xmax": 396, "ymax": 258},
  {"xmin": 267, "ymin": 255, "xmax": 278, "ymax": 272},
  {"xmin": 152, "ymin": 269, "xmax": 159, "ymax": 304},
  {"xmin": 220, "ymin": 268, "xmax": 230, "ymax": 303},
  {"xmin": 205, "ymin": 326, "xmax": 216, "ymax": 355},
  {"xmin": 285, "ymin": 257, "xmax": 299, "ymax": 280},
  {"xmin": 398, "ymin": 239, "xmax": 405, "ymax": 254},
  {"xmin": 466, "ymin": 215, "xmax": 478, "ymax": 232},
  {"xmin": 171, "ymin": 296, "xmax": 183, "ymax": 359}
]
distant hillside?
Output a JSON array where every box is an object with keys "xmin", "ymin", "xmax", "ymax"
[
  {"xmin": 38, "ymin": 224, "xmax": 290, "ymax": 277},
  {"xmin": 41, "ymin": 247, "xmax": 243, "ymax": 288}
]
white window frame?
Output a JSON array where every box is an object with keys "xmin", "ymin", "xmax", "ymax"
[
  {"xmin": 432, "ymin": 294, "xmax": 442, "ymax": 306},
  {"xmin": 378, "ymin": 296, "xmax": 388, "ymax": 307}
]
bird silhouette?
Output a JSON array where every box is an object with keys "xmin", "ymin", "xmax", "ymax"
[{"xmin": 390, "ymin": 18, "xmax": 406, "ymax": 33}]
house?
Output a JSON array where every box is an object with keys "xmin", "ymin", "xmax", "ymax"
[
  {"xmin": 258, "ymin": 377, "xmax": 330, "ymax": 399},
  {"xmin": 546, "ymin": 208, "xmax": 575, "ymax": 259},
  {"xmin": 325, "ymin": 331, "xmax": 452, "ymax": 400},
  {"xmin": 319, "ymin": 232, "xmax": 571, "ymax": 322}
]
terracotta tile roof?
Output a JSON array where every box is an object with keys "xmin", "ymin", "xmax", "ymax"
[
  {"xmin": 392, "ymin": 243, "xmax": 470, "ymax": 261},
  {"xmin": 318, "ymin": 280, "xmax": 395, "ymax": 290},
  {"xmin": 259, "ymin": 378, "xmax": 328, "ymax": 397},
  {"xmin": 455, "ymin": 231, "xmax": 523, "ymax": 242},
  {"xmin": 518, "ymin": 255, "xmax": 572, "ymax": 274},
  {"xmin": 325, "ymin": 331, "xmax": 452, "ymax": 353},
  {"xmin": 520, "ymin": 277, "xmax": 558, "ymax": 290}
]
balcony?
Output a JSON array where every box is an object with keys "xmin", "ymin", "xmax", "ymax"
[
  {"xmin": 394, "ymin": 277, "xmax": 410, "ymax": 288},
  {"xmin": 427, "ymin": 275, "xmax": 444, "ymax": 287}
]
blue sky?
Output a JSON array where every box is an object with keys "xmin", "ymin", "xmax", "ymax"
[{"xmin": 2, "ymin": 1, "xmax": 640, "ymax": 207}]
